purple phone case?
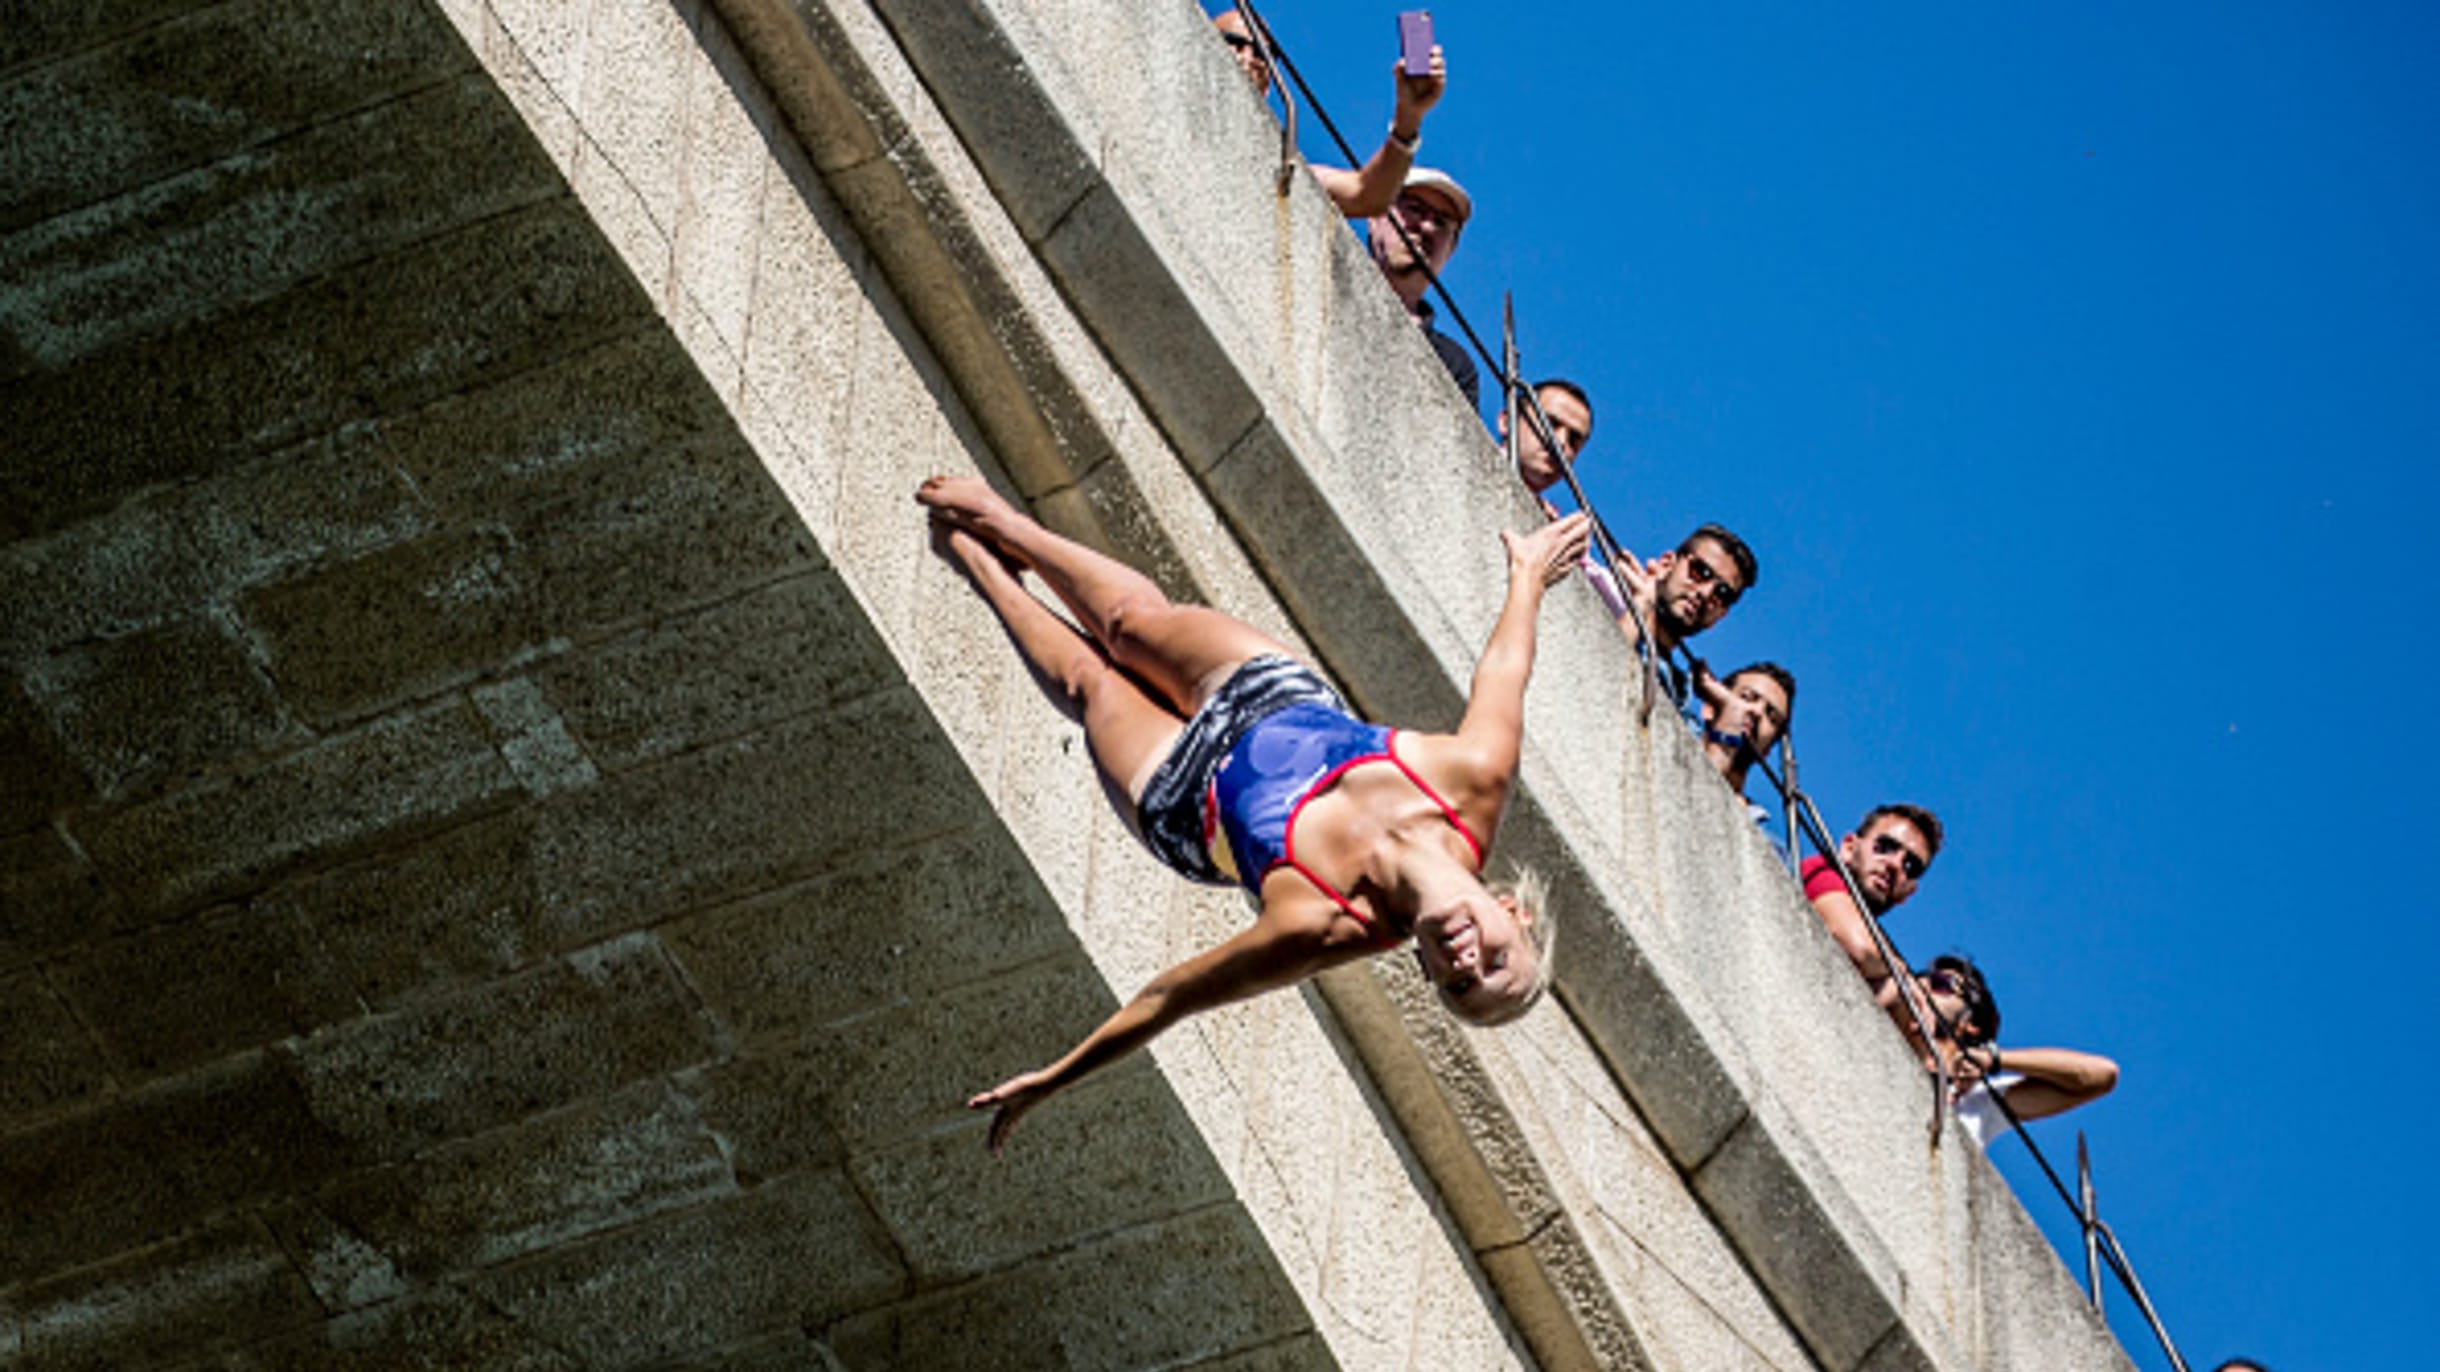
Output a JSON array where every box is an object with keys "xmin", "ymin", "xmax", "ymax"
[{"xmin": 1398, "ymin": 11, "xmax": 1434, "ymax": 77}]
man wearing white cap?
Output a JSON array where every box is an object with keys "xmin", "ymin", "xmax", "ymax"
[{"xmin": 1368, "ymin": 166, "xmax": 1478, "ymax": 407}]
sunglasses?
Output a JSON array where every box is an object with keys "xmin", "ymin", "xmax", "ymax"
[
  {"xmin": 1924, "ymin": 969, "xmax": 1965, "ymax": 997},
  {"xmin": 1682, "ymin": 554, "xmax": 1741, "ymax": 609},
  {"xmin": 1870, "ymin": 832, "xmax": 1928, "ymax": 879},
  {"xmin": 1220, "ymin": 30, "xmax": 1256, "ymax": 50}
]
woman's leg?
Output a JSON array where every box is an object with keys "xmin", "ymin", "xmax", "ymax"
[
  {"xmin": 918, "ymin": 475, "xmax": 1293, "ymax": 713},
  {"xmin": 937, "ymin": 521, "xmax": 1186, "ymax": 803}
]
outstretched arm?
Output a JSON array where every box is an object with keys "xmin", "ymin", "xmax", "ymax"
[
  {"xmin": 1455, "ymin": 513, "xmax": 1592, "ymax": 781},
  {"xmin": 1956, "ymin": 1044, "xmax": 2121, "ymax": 1123},
  {"xmin": 967, "ymin": 908, "xmax": 1333, "ymax": 1152},
  {"xmin": 1311, "ymin": 47, "xmax": 1446, "ymax": 217}
]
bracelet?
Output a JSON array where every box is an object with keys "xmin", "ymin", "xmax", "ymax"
[{"xmin": 1387, "ymin": 124, "xmax": 1420, "ymax": 155}]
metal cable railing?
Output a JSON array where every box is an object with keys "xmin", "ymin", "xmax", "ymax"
[{"xmin": 1221, "ymin": 9, "xmax": 2186, "ymax": 1361}]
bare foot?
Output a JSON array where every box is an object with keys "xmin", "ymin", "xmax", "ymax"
[
  {"xmin": 933, "ymin": 519, "xmax": 1026, "ymax": 584},
  {"xmin": 915, "ymin": 474, "xmax": 1029, "ymax": 565}
]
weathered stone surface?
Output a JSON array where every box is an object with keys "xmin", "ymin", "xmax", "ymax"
[
  {"xmin": 213, "ymin": 1287, "xmax": 583, "ymax": 1372},
  {"xmin": 827, "ymin": 1205, "xmax": 1311, "ymax": 1372},
  {"xmin": 0, "ymin": 675, "xmax": 86, "ymax": 831},
  {"xmin": 0, "ymin": 0, "xmax": 472, "ymax": 237},
  {"xmin": 283, "ymin": 933, "xmax": 720, "ymax": 1161},
  {"xmin": 0, "ymin": 72, "xmax": 564, "ymax": 372},
  {"xmin": 474, "ymin": 1169, "xmax": 907, "ymax": 1367},
  {"xmin": 533, "ymin": 569, "xmax": 896, "ymax": 770},
  {"xmin": 7, "ymin": 1219, "xmax": 322, "ymax": 1370},
  {"xmin": 0, "ymin": 825, "xmax": 110, "ymax": 974},
  {"xmin": 674, "ymin": 1051, "xmax": 849, "ymax": 1186},
  {"xmin": 852, "ymin": 1067, "xmax": 1232, "ymax": 1285},
  {"xmin": 76, "ymin": 696, "xmax": 519, "ymax": 920},
  {"xmin": 0, "ymin": 1051, "xmax": 364, "ymax": 1285},
  {"xmin": 662, "ymin": 823, "xmax": 1071, "ymax": 1041},
  {"xmin": 282, "ymin": 1081, "xmax": 736, "ymax": 1280},
  {"xmin": 0, "ymin": 0, "xmax": 212, "ymax": 80},
  {"xmin": 1, "ymin": 197, "xmax": 649, "ymax": 539},
  {"xmin": 21, "ymin": 613, "xmax": 292, "ymax": 802},
  {"xmin": 0, "ymin": 968, "xmax": 106, "ymax": 1118},
  {"xmin": 241, "ymin": 526, "xmax": 538, "ymax": 726},
  {"xmin": 48, "ymin": 902, "xmax": 356, "ymax": 1080}
]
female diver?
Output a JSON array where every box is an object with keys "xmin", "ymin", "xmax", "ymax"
[{"xmin": 919, "ymin": 475, "xmax": 1589, "ymax": 1151}]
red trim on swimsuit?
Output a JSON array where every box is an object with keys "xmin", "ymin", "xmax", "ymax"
[{"xmin": 1275, "ymin": 731, "xmax": 1485, "ymax": 946}]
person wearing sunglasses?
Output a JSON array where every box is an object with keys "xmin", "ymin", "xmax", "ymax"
[
  {"xmin": 1915, "ymin": 954, "xmax": 2120, "ymax": 1150},
  {"xmin": 1800, "ymin": 803, "xmax": 1943, "ymax": 1011},
  {"xmin": 1613, "ymin": 524, "xmax": 1760, "ymax": 723},
  {"xmin": 1694, "ymin": 661, "xmax": 1796, "ymax": 828}
]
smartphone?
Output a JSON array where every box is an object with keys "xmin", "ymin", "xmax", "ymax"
[{"xmin": 1397, "ymin": 10, "xmax": 1434, "ymax": 78}]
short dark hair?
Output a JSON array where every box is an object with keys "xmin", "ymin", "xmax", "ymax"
[
  {"xmin": 1681, "ymin": 523, "xmax": 1758, "ymax": 590},
  {"xmin": 1862, "ymin": 802, "xmax": 1943, "ymax": 861},
  {"xmin": 2212, "ymin": 1362, "xmax": 2271, "ymax": 1372},
  {"xmin": 1931, "ymin": 954, "xmax": 2000, "ymax": 1046},
  {"xmin": 1726, "ymin": 661, "xmax": 1796, "ymax": 712},
  {"xmin": 1533, "ymin": 377, "xmax": 1593, "ymax": 442}
]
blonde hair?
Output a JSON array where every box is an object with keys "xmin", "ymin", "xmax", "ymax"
[{"xmin": 1450, "ymin": 866, "xmax": 1556, "ymax": 1026}]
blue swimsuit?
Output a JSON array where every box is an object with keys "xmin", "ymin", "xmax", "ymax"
[{"xmin": 1135, "ymin": 657, "xmax": 1484, "ymax": 942}]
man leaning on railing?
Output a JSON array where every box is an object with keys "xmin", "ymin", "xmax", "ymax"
[{"xmin": 1802, "ymin": 803, "xmax": 1941, "ymax": 1020}]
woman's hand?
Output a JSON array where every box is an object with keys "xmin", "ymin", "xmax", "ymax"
[
  {"xmin": 968, "ymin": 1067, "xmax": 1058, "ymax": 1154},
  {"xmin": 1500, "ymin": 511, "xmax": 1592, "ymax": 589}
]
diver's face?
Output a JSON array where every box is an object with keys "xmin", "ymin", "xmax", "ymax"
[{"xmin": 1413, "ymin": 888, "xmax": 1536, "ymax": 1021}]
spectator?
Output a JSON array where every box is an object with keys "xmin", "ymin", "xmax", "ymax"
[
  {"xmin": 1801, "ymin": 803, "xmax": 1941, "ymax": 1003},
  {"xmin": 1498, "ymin": 378, "xmax": 1594, "ymax": 509},
  {"xmin": 1615, "ymin": 524, "xmax": 1758, "ymax": 712},
  {"xmin": 2212, "ymin": 1362, "xmax": 2272, "ymax": 1372},
  {"xmin": 1211, "ymin": 9, "xmax": 1448, "ymax": 219},
  {"xmin": 1917, "ymin": 955, "xmax": 2121, "ymax": 1149},
  {"xmin": 1695, "ymin": 662, "xmax": 1794, "ymax": 826},
  {"xmin": 1366, "ymin": 168, "xmax": 1480, "ymax": 405}
]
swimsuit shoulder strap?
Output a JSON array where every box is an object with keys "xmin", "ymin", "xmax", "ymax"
[{"xmin": 1386, "ymin": 731, "xmax": 1486, "ymax": 868}]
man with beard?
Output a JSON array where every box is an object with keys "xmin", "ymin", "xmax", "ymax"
[
  {"xmin": 1802, "ymin": 803, "xmax": 1943, "ymax": 1007},
  {"xmin": 1615, "ymin": 523, "xmax": 1759, "ymax": 720},
  {"xmin": 1695, "ymin": 661, "xmax": 1795, "ymax": 828}
]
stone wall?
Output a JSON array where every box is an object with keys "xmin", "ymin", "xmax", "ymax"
[{"xmin": 0, "ymin": 0, "xmax": 2133, "ymax": 1368}]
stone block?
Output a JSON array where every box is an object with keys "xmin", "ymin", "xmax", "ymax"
[
  {"xmin": 1036, "ymin": 181, "xmax": 1264, "ymax": 472},
  {"xmin": 0, "ymin": 675, "xmax": 86, "ymax": 831},
  {"xmin": 255, "ymin": 806, "xmax": 544, "ymax": 1011},
  {"xmin": 0, "ymin": 0, "xmax": 211, "ymax": 79},
  {"xmin": 2, "ymin": 197, "xmax": 650, "ymax": 539},
  {"xmin": 0, "ymin": 826, "xmax": 111, "ymax": 975},
  {"xmin": 0, "ymin": 428, "xmax": 430, "ymax": 663},
  {"xmin": 674, "ymin": 1050, "xmax": 849, "ymax": 1185},
  {"xmin": 48, "ymin": 902, "xmax": 357, "ymax": 1080},
  {"xmin": 22, "ymin": 613, "xmax": 293, "ymax": 802},
  {"xmin": 471, "ymin": 676, "xmax": 600, "ymax": 797},
  {"xmin": 799, "ymin": 953, "xmax": 1116, "ymax": 1153},
  {"xmin": 0, "ymin": 1050, "xmax": 363, "ymax": 1285},
  {"xmin": 531, "ymin": 569, "xmax": 895, "ymax": 771},
  {"xmin": 7, "ymin": 1219, "xmax": 322, "ymax": 1370},
  {"xmin": 0, "ymin": 72, "xmax": 564, "ymax": 373},
  {"xmin": 827, "ymin": 1205, "xmax": 1310, "ymax": 1372},
  {"xmin": 515, "ymin": 689, "xmax": 987, "ymax": 950},
  {"xmin": 216, "ymin": 1286, "xmax": 583, "ymax": 1372},
  {"xmin": 0, "ymin": 0, "xmax": 472, "ymax": 238},
  {"xmin": 240, "ymin": 526, "xmax": 539, "ymax": 726},
  {"xmin": 282, "ymin": 1080, "xmax": 736, "ymax": 1280},
  {"xmin": 507, "ymin": 434, "xmax": 823, "ymax": 643},
  {"xmin": 661, "ymin": 823, "xmax": 1072, "ymax": 1043},
  {"xmin": 372, "ymin": 326, "xmax": 729, "ymax": 522},
  {"xmin": 1690, "ymin": 1103, "xmax": 1903, "ymax": 1372},
  {"xmin": 473, "ymin": 1169, "xmax": 906, "ymax": 1366},
  {"xmin": 283, "ymin": 932, "xmax": 721, "ymax": 1161},
  {"xmin": 851, "ymin": 1067, "xmax": 1232, "ymax": 1285},
  {"xmin": 669, "ymin": 9, "xmax": 774, "ymax": 363},
  {"xmin": 862, "ymin": 0, "xmax": 1101, "ymax": 243},
  {"xmin": 1175, "ymin": 1334, "xmax": 1337, "ymax": 1371},
  {"xmin": 76, "ymin": 696, "xmax": 519, "ymax": 921},
  {"xmin": 0, "ymin": 969, "xmax": 107, "ymax": 1119}
]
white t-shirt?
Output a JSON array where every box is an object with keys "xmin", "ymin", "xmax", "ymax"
[{"xmin": 1954, "ymin": 1071, "xmax": 2026, "ymax": 1148}]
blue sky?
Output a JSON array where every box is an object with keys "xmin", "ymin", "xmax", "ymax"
[{"xmin": 1227, "ymin": 3, "xmax": 2439, "ymax": 1366}]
